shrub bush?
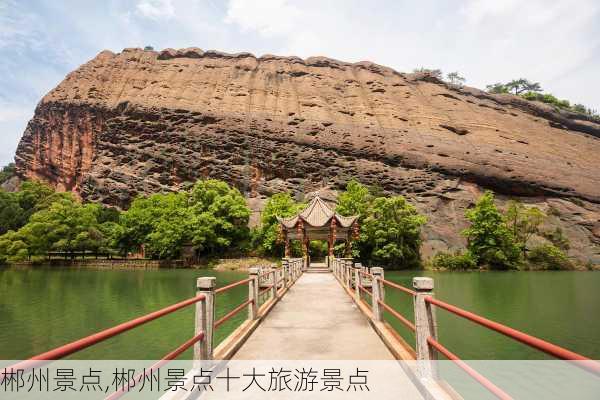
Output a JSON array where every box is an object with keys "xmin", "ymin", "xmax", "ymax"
[
  {"xmin": 527, "ymin": 244, "xmax": 573, "ymax": 270},
  {"xmin": 431, "ymin": 251, "xmax": 477, "ymax": 270}
]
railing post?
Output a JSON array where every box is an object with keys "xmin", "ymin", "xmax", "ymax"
[
  {"xmin": 371, "ymin": 267, "xmax": 384, "ymax": 321},
  {"xmin": 293, "ymin": 260, "xmax": 297, "ymax": 281},
  {"xmin": 413, "ymin": 277, "xmax": 438, "ymax": 380},
  {"xmin": 354, "ymin": 267, "xmax": 360, "ymax": 301},
  {"xmin": 282, "ymin": 259, "xmax": 290, "ymax": 287},
  {"xmin": 270, "ymin": 270, "xmax": 277, "ymax": 299},
  {"xmin": 248, "ymin": 268, "xmax": 259, "ymax": 320},
  {"xmin": 343, "ymin": 260, "xmax": 348, "ymax": 287},
  {"xmin": 346, "ymin": 260, "xmax": 352, "ymax": 288},
  {"xmin": 195, "ymin": 277, "xmax": 215, "ymax": 364}
]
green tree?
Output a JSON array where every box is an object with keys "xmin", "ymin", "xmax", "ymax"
[
  {"xmin": 146, "ymin": 196, "xmax": 193, "ymax": 259},
  {"xmin": 118, "ymin": 192, "xmax": 190, "ymax": 258},
  {"xmin": 0, "ymin": 191, "xmax": 25, "ymax": 234},
  {"xmin": 506, "ymin": 78, "xmax": 542, "ymax": 95},
  {"xmin": 255, "ymin": 192, "xmax": 303, "ymax": 255},
  {"xmin": 446, "ymin": 71, "xmax": 466, "ymax": 86},
  {"xmin": 117, "ymin": 179, "xmax": 251, "ymax": 259},
  {"xmin": 336, "ymin": 179, "xmax": 372, "ymax": 219},
  {"xmin": 505, "ymin": 200, "xmax": 545, "ymax": 257},
  {"xmin": 188, "ymin": 179, "xmax": 251, "ymax": 254},
  {"xmin": 486, "ymin": 83, "xmax": 509, "ymax": 94},
  {"xmin": 462, "ymin": 192, "xmax": 521, "ymax": 269},
  {"xmin": 0, "ymin": 163, "xmax": 15, "ymax": 184},
  {"xmin": 0, "ymin": 197, "xmax": 109, "ymax": 260},
  {"xmin": 16, "ymin": 180, "xmax": 54, "ymax": 215},
  {"xmin": 360, "ymin": 196, "xmax": 426, "ymax": 269}
]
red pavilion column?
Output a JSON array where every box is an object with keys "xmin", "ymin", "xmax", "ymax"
[{"xmin": 329, "ymin": 218, "xmax": 337, "ymax": 257}]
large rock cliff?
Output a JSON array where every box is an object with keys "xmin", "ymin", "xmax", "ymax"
[{"xmin": 14, "ymin": 47, "xmax": 600, "ymax": 264}]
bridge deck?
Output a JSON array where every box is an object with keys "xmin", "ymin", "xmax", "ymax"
[{"xmin": 233, "ymin": 272, "xmax": 394, "ymax": 360}]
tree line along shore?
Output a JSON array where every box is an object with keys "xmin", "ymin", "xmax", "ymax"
[{"xmin": 0, "ymin": 171, "xmax": 590, "ymax": 270}]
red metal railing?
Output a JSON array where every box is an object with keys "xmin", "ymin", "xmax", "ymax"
[
  {"xmin": 215, "ymin": 278, "xmax": 251, "ymax": 294},
  {"xmin": 259, "ymin": 284, "xmax": 274, "ymax": 296},
  {"xmin": 381, "ymin": 278, "xmax": 416, "ymax": 296},
  {"xmin": 1, "ymin": 294, "xmax": 207, "ymax": 378},
  {"xmin": 377, "ymin": 279, "xmax": 416, "ymax": 333},
  {"xmin": 361, "ymin": 277, "xmax": 600, "ymax": 399},
  {"xmin": 215, "ymin": 299, "xmax": 253, "ymax": 328},
  {"xmin": 377, "ymin": 300, "xmax": 415, "ymax": 332},
  {"xmin": 427, "ymin": 336, "xmax": 513, "ymax": 400},
  {"xmin": 358, "ymin": 270, "xmax": 373, "ymax": 278},
  {"xmin": 358, "ymin": 284, "xmax": 372, "ymax": 296},
  {"xmin": 213, "ymin": 277, "xmax": 256, "ymax": 329},
  {"xmin": 425, "ymin": 296, "xmax": 600, "ymax": 377},
  {"xmin": 105, "ymin": 331, "xmax": 205, "ymax": 400}
]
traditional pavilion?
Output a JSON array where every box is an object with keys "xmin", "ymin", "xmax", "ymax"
[{"xmin": 277, "ymin": 195, "xmax": 359, "ymax": 267}]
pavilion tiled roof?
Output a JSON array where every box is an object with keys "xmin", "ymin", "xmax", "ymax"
[{"xmin": 277, "ymin": 196, "xmax": 358, "ymax": 229}]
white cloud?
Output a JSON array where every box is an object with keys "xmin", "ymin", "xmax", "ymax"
[
  {"xmin": 222, "ymin": 0, "xmax": 600, "ymax": 111},
  {"xmin": 460, "ymin": 0, "xmax": 521, "ymax": 24},
  {"xmin": 0, "ymin": 0, "xmax": 599, "ymax": 165},
  {"xmin": 225, "ymin": 0, "xmax": 302, "ymax": 37},
  {"xmin": 135, "ymin": 0, "xmax": 175, "ymax": 20}
]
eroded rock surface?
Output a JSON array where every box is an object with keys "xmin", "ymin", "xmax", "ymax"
[{"xmin": 14, "ymin": 48, "xmax": 600, "ymax": 264}]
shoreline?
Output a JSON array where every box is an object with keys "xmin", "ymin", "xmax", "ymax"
[
  {"xmin": 2, "ymin": 261, "xmax": 597, "ymax": 272},
  {"xmin": 0, "ymin": 256, "xmax": 279, "ymax": 271}
]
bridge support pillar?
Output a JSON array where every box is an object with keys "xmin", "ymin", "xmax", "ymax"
[
  {"xmin": 413, "ymin": 277, "xmax": 438, "ymax": 380},
  {"xmin": 371, "ymin": 267, "xmax": 384, "ymax": 321},
  {"xmin": 195, "ymin": 277, "xmax": 216, "ymax": 364},
  {"xmin": 248, "ymin": 268, "xmax": 259, "ymax": 320}
]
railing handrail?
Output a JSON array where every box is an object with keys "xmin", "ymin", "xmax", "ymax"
[
  {"xmin": 426, "ymin": 336, "xmax": 513, "ymax": 400},
  {"xmin": 377, "ymin": 299, "xmax": 416, "ymax": 332},
  {"xmin": 358, "ymin": 284, "xmax": 372, "ymax": 296},
  {"xmin": 381, "ymin": 278, "xmax": 416, "ymax": 296},
  {"xmin": 215, "ymin": 278, "xmax": 252, "ymax": 294},
  {"xmin": 215, "ymin": 299, "xmax": 253, "ymax": 328},
  {"xmin": 359, "ymin": 270, "xmax": 373, "ymax": 278},
  {"xmin": 105, "ymin": 331, "xmax": 206, "ymax": 400},
  {"xmin": 1, "ymin": 293, "xmax": 206, "ymax": 377},
  {"xmin": 425, "ymin": 295, "xmax": 600, "ymax": 375}
]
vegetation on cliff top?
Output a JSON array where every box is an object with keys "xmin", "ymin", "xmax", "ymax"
[{"xmin": 485, "ymin": 78, "xmax": 599, "ymax": 121}]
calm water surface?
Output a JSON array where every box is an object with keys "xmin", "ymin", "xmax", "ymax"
[{"xmin": 0, "ymin": 268, "xmax": 598, "ymax": 360}]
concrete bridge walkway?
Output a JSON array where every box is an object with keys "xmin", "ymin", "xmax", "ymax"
[{"xmin": 233, "ymin": 273, "xmax": 394, "ymax": 360}]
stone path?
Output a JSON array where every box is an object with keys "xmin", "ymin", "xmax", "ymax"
[{"xmin": 233, "ymin": 273, "xmax": 394, "ymax": 360}]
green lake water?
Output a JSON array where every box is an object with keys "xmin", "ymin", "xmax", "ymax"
[{"xmin": 0, "ymin": 268, "xmax": 598, "ymax": 360}]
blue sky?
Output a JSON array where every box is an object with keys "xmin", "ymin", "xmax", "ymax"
[{"xmin": 1, "ymin": 0, "xmax": 599, "ymax": 166}]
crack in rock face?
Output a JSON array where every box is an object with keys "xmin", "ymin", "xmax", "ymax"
[{"xmin": 13, "ymin": 48, "xmax": 600, "ymax": 264}]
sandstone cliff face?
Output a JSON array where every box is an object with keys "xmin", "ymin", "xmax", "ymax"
[{"xmin": 15, "ymin": 47, "xmax": 600, "ymax": 264}]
